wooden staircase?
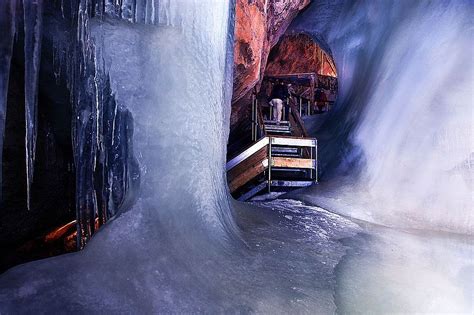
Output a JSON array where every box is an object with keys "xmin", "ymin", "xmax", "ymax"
[
  {"xmin": 227, "ymin": 98, "xmax": 318, "ymax": 201},
  {"xmin": 263, "ymin": 120, "xmax": 292, "ymax": 136}
]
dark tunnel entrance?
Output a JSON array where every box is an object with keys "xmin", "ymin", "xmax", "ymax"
[{"xmin": 227, "ymin": 32, "xmax": 338, "ymax": 202}]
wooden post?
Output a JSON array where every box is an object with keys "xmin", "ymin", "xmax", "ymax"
[
  {"xmin": 299, "ymin": 97, "xmax": 302, "ymax": 117},
  {"xmin": 314, "ymin": 141, "xmax": 318, "ymax": 183},
  {"xmin": 251, "ymin": 94, "xmax": 255, "ymax": 141},
  {"xmin": 268, "ymin": 138, "xmax": 272, "ymax": 193},
  {"xmin": 287, "ymin": 96, "xmax": 293, "ymax": 117},
  {"xmin": 255, "ymin": 99, "xmax": 258, "ymax": 141},
  {"xmin": 321, "ymin": 50, "xmax": 324, "ymax": 74},
  {"xmin": 310, "ymin": 74, "xmax": 315, "ymax": 116}
]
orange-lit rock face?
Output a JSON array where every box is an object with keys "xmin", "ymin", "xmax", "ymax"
[
  {"xmin": 233, "ymin": 2, "xmax": 266, "ymax": 103},
  {"xmin": 232, "ymin": 0, "xmax": 310, "ymax": 104},
  {"xmin": 265, "ymin": 34, "xmax": 337, "ymax": 77}
]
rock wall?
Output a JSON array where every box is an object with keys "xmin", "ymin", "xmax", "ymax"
[
  {"xmin": 230, "ymin": 0, "xmax": 310, "ymax": 142},
  {"xmin": 265, "ymin": 33, "xmax": 337, "ymax": 77},
  {"xmin": 232, "ymin": 0, "xmax": 310, "ymax": 104}
]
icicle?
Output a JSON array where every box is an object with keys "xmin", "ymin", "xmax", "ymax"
[
  {"xmin": 151, "ymin": 0, "xmax": 156, "ymax": 24},
  {"xmin": 23, "ymin": 0, "xmax": 43, "ymax": 210},
  {"xmin": 0, "ymin": 0, "xmax": 17, "ymax": 203}
]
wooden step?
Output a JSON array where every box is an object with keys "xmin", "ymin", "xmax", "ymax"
[
  {"xmin": 271, "ymin": 147, "xmax": 301, "ymax": 157},
  {"xmin": 265, "ymin": 129, "xmax": 292, "ymax": 135},
  {"xmin": 264, "ymin": 125, "xmax": 291, "ymax": 131},
  {"xmin": 271, "ymin": 168, "xmax": 308, "ymax": 174},
  {"xmin": 263, "ymin": 120, "xmax": 290, "ymax": 125},
  {"xmin": 272, "ymin": 157, "xmax": 315, "ymax": 169}
]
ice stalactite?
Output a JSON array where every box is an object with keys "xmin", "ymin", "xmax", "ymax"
[
  {"xmin": 0, "ymin": 0, "xmax": 164, "ymax": 247},
  {"xmin": 0, "ymin": 0, "xmax": 17, "ymax": 203},
  {"xmin": 23, "ymin": 0, "xmax": 44, "ymax": 210},
  {"xmin": 1, "ymin": 0, "xmax": 170, "ymax": 241}
]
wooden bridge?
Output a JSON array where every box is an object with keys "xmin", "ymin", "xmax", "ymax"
[{"xmin": 226, "ymin": 94, "xmax": 318, "ymax": 201}]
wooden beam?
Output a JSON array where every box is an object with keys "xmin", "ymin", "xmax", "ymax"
[
  {"xmin": 228, "ymin": 159, "xmax": 267, "ymax": 193},
  {"xmin": 272, "ymin": 157, "xmax": 314, "ymax": 169},
  {"xmin": 227, "ymin": 147, "xmax": 268, "ymax": 193},
  {"xmin": 271, "ymin": 137, "xmax": 316, "ymax": 147},
  {"xmin": 237, "ymin": 181, "xmax": 268, "ymax": 201},
  {"xmin": 226, "ymin": 137, "xmax": 268, "ymax": 171}
]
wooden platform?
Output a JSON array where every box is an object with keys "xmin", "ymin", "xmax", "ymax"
[
  {"xmin": 227, "ymin": 93, "xmax": 318, "ymax": 201},
  {"xmin": 226, "ymin": 135, "xmax": 317, "ymax": 200}
]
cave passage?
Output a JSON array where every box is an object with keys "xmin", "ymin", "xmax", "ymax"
[{"xmin": 227, "ymin": 31, "xmax": 338, "ymax": 202}]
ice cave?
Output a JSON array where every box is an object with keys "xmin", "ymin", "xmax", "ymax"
[{"xmin": 0, "ymin": 0, "xmax": 472, "ymax": 313}]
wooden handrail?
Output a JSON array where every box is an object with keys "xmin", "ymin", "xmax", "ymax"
[
  {"xmin": 288, "ymin": 101, "xmax": 309, "ymax": 138},
  {"xmin": 226, "ymin": 137, "xmax": 269, "ymax": 171}
]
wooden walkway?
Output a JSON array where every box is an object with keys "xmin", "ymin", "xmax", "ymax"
[{"xmin": 227, "ymin": 97, "xmax": 318, "ymax": 201}]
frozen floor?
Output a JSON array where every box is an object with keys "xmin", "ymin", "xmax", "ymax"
[
  {"xmin": 0, "ymin": 198, "xmax": 472, "ymax": 313},
  {"xmin": 254, "ymin": 199, "xmax": 473, "ymax": 313}
]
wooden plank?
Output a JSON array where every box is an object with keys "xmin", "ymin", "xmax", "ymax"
[
  {"xmin": 228, "ymin": 158, "xmax": 268, "ymax": 193},
  {"xmin": 266, "ymin": 130, "xmax": 292, "ymax": 135},
  {"xmin": 314, "ymin": 144, "xmax": 318, "ymax": 183},
  {"xmin": 288, "ymin": 103, "xmax": 309, "ymax": 137},
  {"xmin": 271, "ymin": 147, "xmax": 299, "ymax": 155},
  {"xmin": 265, "ymin": 125, "xmax": 291, "ymax": 131},
  {"xmin": 272, "ymin": 157, "xmax": 315, "ymax": 169},
  {"xmin": 263, "ymin": 120, "xmax": 290, "ymax": 125},
  {"xmin": 227, "ymin": 145, "xmax": 269, "ymax": 193},
  {"xmin": 228, "ymin": 146, "xmax": 267, "ymax": 181},
  {"xmin": 226, "ymin": 137, "xmax": 268, "ymax": 171},
  {"xmin": 271, "ymin": 137, "xmax": 316, "ymax": 147}
]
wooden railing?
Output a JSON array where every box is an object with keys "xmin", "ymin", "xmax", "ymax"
[{"xmin": 263, "ymin": 73, "xmax": 338, "ymax": 117}]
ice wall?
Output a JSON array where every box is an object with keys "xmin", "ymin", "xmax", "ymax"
[{"xmin": 290, "ymin": 0, "xmax": 473, "ymax": 233}]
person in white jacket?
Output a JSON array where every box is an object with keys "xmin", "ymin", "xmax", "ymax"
[{"xmin": 269, "ymin": 98, "xmax": 283, "ymax": 123}]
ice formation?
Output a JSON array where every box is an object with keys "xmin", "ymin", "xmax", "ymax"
[
  {"xmin": 0, "ymin": 0, "xmax": 472, "ymax": 313},
  {"xmin": 22, "ymin": 0, "xmax": 43, "ymax": 210},
  {"xmin": 0, "ymin": 0, "xmax": 17, "ymax": 202},
  {"xmin": 290, "ymin": 0, "xmax": 473, "ymax": 234},
  {"xmin": 0, "ymin": 0, "xmax": 44, "ymax": 210}
]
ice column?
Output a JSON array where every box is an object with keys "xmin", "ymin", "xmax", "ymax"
[{"xmin": 23, "ymin": 0, "xmax": 43, "ymax": 210}]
